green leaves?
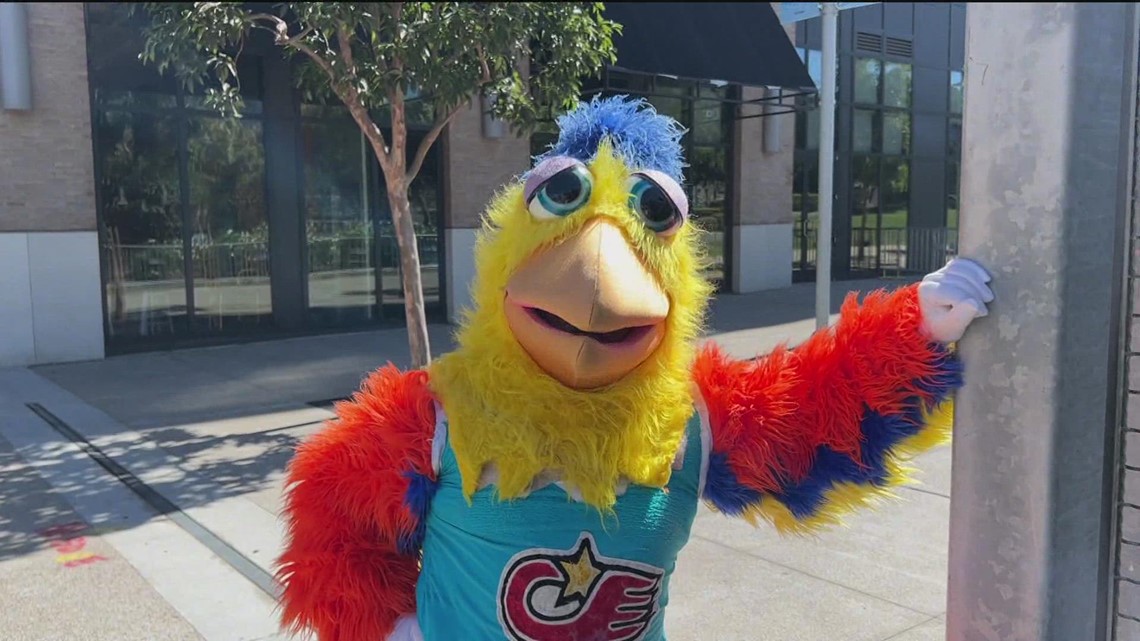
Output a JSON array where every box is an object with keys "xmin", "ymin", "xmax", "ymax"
[{"xmin": 137, "ymin": 2, "xmax": 618, "ymax": 132}]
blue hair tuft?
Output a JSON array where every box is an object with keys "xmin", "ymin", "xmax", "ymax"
[{"xmin": 534, "ymin": 95, "xmax": 688, "ymax": 183}]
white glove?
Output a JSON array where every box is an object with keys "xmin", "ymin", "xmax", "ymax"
[
  {"xmin": 386, "ymin": 614, "xmax": 423, "ymax": 641},
  {"xmin": 918, "ymin": 258, "xmax": 994, "ymax": 344}
]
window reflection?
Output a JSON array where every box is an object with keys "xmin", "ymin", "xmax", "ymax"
[
  {"xmin": 806, "ymin": 50, "xmax": 823, "ymax": 88},
  {"xmin": 948, "ymin": 117, "xmax": 962, "ymax": 158},
  {"xmin": 690, "ymin": 97, "xmax": 729, "ymax": 283},
  {"xmin": 947, "ymin": 162, "xmax": 960, "ymax": 229},
  {"xmin": 792, "ymin": 160, "xmax": 820, "ymax": 275},
  {"xmin": 302, "ymin": 113, "xmax": 376, "ymax": 326},
  {"xmin": 882, "ymin": 112, "xmax": 910, "ymax": 155},
  {"xmin": 883, "ymin": 62, "xmax": 912, "ymax": 108},
  {"xmin": 377, "ymin": 136, "xmax": 442, "ymax": 316},
  {"xmin": 98, "ymin": 110, "xmax": 187, "ymax": 339},
  {"xmin": 881, "ymin": 157, "xmax": 909, "ymax": 230},
  {"xmin": 186, "ymin": 117, "xmax": 271, "ymax": 331},
  {"xmin": 406, "ymin": 137, "xmax": 442, "ymax": 310},
  {"xmin": 854, "ymin": 58, "xmax": 881, "ymax": 105},
  {"xmin": 950, "ymin": 70, "xmax": 964, "ymax": 114},
  {"xmin": 850, "ymin": 155, "xmax": 880, "ymax": 272},
  {"xmin": 853, "ymin": 109, "xmax": 875, "ymax": 153}
]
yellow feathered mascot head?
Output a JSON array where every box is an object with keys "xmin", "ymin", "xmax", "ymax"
[{"xmin": 429, "ymin": 96, "xmax": 714, "ymax": 509}]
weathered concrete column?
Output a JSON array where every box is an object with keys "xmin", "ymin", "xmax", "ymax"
[{"xmin": 947, "ymin": 4, "xmax": 1136, "ymax": 641}]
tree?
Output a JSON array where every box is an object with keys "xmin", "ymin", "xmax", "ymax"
[{"xmin": 138, "ymin": 2, "xmax": 620, "ymax": 367}]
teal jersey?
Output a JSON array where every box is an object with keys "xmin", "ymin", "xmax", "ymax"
[{"xmin": 416, "ymin": 409, "xmax": 706, "ymax": 641}]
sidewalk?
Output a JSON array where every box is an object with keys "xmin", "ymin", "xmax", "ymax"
[{"xmin": 6, "ymin": 277, "xmax": 947, "ymax": 641}]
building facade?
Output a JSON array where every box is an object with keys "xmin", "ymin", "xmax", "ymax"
[
  {"xmin": 792, "ymin": 2, "xmax": 965, "ymax": 282},
  {"xmin": 0, "ymin": 2, "xmax": 799, "ymax": 365},
  {"xmin": 0, "ymin": 2, "xmax": 963, "ymax": 367}
]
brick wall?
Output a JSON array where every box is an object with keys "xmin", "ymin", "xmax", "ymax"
[
  {"xmin": 1115, "ymin": 32, "xmax": 1140, "ymax": 640},
  {"xmin": 0, "ymin": 3, "xmax": 96, "ymax": 233},
  {"xmin": 731, "ymin": 7, "xmax": 797, "ymax": 227},
  {"xmin": 442, "ymin": 98, "xmax": 531, "ymax": 229},
  {"xmin": 734, "ymin": 84, "xmax": 796, "ymax": 226}
]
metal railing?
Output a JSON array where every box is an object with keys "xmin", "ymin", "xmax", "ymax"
[
  {"xmin": 103, "ymin": 235, "xmax": 440, "ymax": 284},
  {"xmin": 793, "ymin": 219, "xmax": 959, "ymax": 276}
]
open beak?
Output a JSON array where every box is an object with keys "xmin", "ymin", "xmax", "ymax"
[{"xmin": 504, "ymin": 218, "xmax": 669, "ymax": 390}]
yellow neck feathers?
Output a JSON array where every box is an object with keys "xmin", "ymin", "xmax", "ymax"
[{"xmin": 428, "ymin": 148, "xmax": 712, "ymax": 510}]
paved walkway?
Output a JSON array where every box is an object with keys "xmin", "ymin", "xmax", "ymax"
[{"xmin": 3, "ymin": 277, "xmax": 949, "ymax": 641}]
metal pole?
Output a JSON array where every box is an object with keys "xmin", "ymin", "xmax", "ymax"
[
  {"xmin": 946, "ymin": 4, "xmax": 1134, "ymax": 640},
  {"xmin": 815, "ymin": 2, "xmax": 838, "ymax": 329}
]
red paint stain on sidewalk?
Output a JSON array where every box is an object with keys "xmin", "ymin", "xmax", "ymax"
[{"xmin": 38, "ymin": 521, "xmax": 108, "ymax": 568}]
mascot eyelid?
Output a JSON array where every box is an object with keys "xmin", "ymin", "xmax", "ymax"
[{"xmin": 526, "ymin": 163, "xmax": 594, "ymax": 221}]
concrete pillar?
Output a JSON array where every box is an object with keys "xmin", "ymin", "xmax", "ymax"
[
  {"xmin": 731, "ymin": 84, "xmax": 796, "ymax": 293},
  {"xmin": 441, "ymin": 99, "xmax": 530, "ymax": 324},
  {"xmin": 0, "ymin": 4, "xmax": 103, "ymax": 366},
  {"xmin": 947, "ymin": 4, "xmax": 1136, "ymax": 641}
]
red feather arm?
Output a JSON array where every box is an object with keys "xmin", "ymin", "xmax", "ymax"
[
  {"xmin": 693, "ymin": 284, "xmax": 962, "ymax": 532},
  {"xmin": 275, "ymin": 365, "xmax": 438, "ymax": 641}
]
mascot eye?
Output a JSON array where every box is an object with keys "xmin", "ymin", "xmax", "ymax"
[
  {"xmin": 527, "ymin": 165, "xmax": 593, "ymax": 220},
  {"xmin": 626, "ymin": 175, "xmax": 683, "ymax": 235}
]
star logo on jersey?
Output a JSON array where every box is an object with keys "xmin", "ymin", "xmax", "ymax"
[{"xmin": 497, "ymin": 532, "xmax": 664, "ymax": 641}]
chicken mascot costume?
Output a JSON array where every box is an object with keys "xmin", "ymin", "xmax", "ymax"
[{"xmin": 275, "ymin": 96, "xmax": 993, "ymax": 641}]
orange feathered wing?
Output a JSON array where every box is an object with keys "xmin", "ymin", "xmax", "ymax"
[
  {"xmin": 275, "ymin": 365, "xmax": 437, "ymax": 641},
  {"xmin": 694, "ymin": 284, "xmax": 962, "ymax": 533}
]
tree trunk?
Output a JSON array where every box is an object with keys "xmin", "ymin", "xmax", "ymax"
[
  {"xmin": 343, "ymin": 83, "xmax": 433, "ymax": 368},
  {"xmin": 384, "ymin": 175, "xmax": 432, "ymax": 368}
]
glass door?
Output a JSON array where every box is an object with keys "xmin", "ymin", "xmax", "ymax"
[
  {"xmin": 300, "ymin": 106, "xmax": 379, "ymax": 327},
  {"xmin": 299, "ymin": 110, "xmax": 444, "ymax": 328}
]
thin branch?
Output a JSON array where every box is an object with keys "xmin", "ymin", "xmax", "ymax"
[
  {"xmin": 250, "ymin": 12, "xmax": 392, "ymax": 171},
  {"xmin": 337, "ymin": 24, "xmax": 358, "ymax": 76},
  {"xmin": 475, "ymin": 44, "xmax": 492, "ymax": 85},
  {"xmin": 406, "ymin": 103, "xmax": 463, "ymax": 183}
]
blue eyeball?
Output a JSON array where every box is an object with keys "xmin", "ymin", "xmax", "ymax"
[
  {"xmin": 626, "ymin": 175, "xmax": 683, "ymax": 235},
  {"xmin": 527, "ymin": 165, "xmax": 593, "ymax": 220}
]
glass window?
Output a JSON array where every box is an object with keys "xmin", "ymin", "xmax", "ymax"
[
  {"xmin": 793, "ymin": 159, "xmax": 820, "ymax": 273},
  {"xmin": 605, "ymin": 72, "xmax": 652, "ymax": 95},
  {"xmin": 881, "ymin": 157, "xmax": 910, "ymax": 229},
  {"xmin": 692, "ymin": 99, "xmax": 725, "ymax": 147},
  {"xmin": 408, "ymin": 138, "xmax": 442, "ymax": 309},
  {"xmin": 854, "ymin": 58, "xmax": 881, "ymax": 104},
  {"xmin": 950, "ymin": 70, "xmax": 964, "ymax": 114},
  {"xmin": 883, "ymin": 62, "xmax": 912, "ymax": 108},
  {"xmin": 947, "ymin": 161, "xmax": 960, "ymax": 229},
  {"xmin": 531, "ymin": 120, "xmax": 559, "ymax": 159},
  {"xmin": 853, "ymin": 109, "xmax": 876, "ymax": 153},
  {"xmin": 97, "ymin": 110, "xmax": 187, "ymax": 339},
  {"xmin": 850, "ymin": 155, "xmax": 880, "ymax": 271},
  {"xmin": 806, "ymin": 50, "xmax": 823, "ymax": 88},
  {"xmin": 882, "ymin": 112, "xmax": 910, "ymax": 155},
  {"xmin": 185, "ymin": 116, "xmax": 271, "ymax": 332},
  {"xmin": 851, "ymin": 155, "xmax": 880, "ymax": 230},
  {"xmin": 949, "ymin": 116, "xmax": 962, "ymax": 159},
  {"xmin": 379, "ymin": 135, "xmax": 443, "ymax": 314},
  {"xmin": 805, "ymin": 108, "xmax": 820, "ymax": 150},
  {"xmin": 183, "ymin": 55, "xmax": 265, "ymax": 115},
  {"xmin": 302, "ymin": 112, "xmax": 377, "ymax": 326}
]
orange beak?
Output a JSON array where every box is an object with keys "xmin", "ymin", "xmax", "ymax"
[{"xmin": 504, "ymin": 218, "xmax": 669, "ymax": 390}]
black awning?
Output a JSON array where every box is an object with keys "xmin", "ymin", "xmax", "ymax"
[{"xmin": 602, "ymin": 2, "xmax": 815, "ymax": 90}]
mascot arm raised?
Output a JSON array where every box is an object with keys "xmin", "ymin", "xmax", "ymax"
[
  {"xmin": 275, "ymin": 366, "xmax": 437, "ymax": 641},
  {"xmin": 693, "ymin": 258, "xmax": 992, "ymax": 534}
]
